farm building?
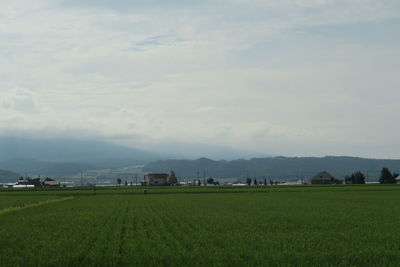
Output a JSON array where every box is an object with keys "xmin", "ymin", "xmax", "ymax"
[
  {"xmin": 43, "ymin": 180, "xmax": 60, "ymax": 187},
  {"xmin": 144, "ymin": 173, "xmax": 169, "ymax": 186},
  {"xmin": 310, "ymin": 171, "xmax": 335, "ymax": 184}
]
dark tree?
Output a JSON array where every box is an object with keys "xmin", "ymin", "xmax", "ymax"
[
  {"xmin": 379, "ymin": 168, "xmax": 396, "ymax": 184},
  {"xmin": 344, "ymin": 175, "xmax": 351, "ymax": 184},
  {"xmin": 269, "ymin": 179, "xmax": 274, "ymax": 186},
  {"xmin": 254, "ymin": 179, "xmax": 258, "ymax": 185},
  {"xmin": 264, "ymin": 178, "xmax": 267, "ymax": 186},
  {"xmin": 117, "ymin": 178, "xmax": 122, "ymax": 186},
  {"xmin": 246, "ymin": 178, "xmax": 251, "ymax": 186},
  {"xmin": 207, "ymin": 177, "xmax": 214, "ymax": 184},
  {"xmin": 351, "ymin": 171, "xmax": 366, "ymax": 184},
  {"xmin": 124, "ymin": 180, "xmax": 128, "ymax": 186}
]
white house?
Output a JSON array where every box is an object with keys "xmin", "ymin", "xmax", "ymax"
[{"xmin": 144, "ymin": 173, "xmax": 169, "ymax": 186}]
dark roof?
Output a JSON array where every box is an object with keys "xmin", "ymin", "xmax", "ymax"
[{"xmin": 310, "ymin": 171, "xmax": 333, "ymax": 180}]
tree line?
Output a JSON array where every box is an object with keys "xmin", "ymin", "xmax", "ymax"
[{"xmin": 343, "ymin": 168, "xmax": 399, "ymax": 184}]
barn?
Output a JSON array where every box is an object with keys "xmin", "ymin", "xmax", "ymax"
[
  {"xmin": 144, "ymin": 173, "xmax": 169, "ymax": 186},
  {"xmin": 310, "ymin": 171, "xmax": 335, "ymax": 184}
]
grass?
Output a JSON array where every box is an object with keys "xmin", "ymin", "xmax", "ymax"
[{"xmin": 0, "ymin": 185, "xmax": 400, "ymax": 266}]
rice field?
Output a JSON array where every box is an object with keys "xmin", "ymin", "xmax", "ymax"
[{"xmin": 1, "ymin": 185, "xmax": 400, "ymax": 266}]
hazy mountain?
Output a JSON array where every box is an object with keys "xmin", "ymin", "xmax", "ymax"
[
  {"xmin": 143, "ymin": 156, "xmax": 400, "ymax": 181},
  {"xmin": 0, "ymin": 137, "xmax": 272, "ymax": 177},
  {"xmin": 0, "ymin": 169, "xmax": 21, "ymax": 182},
  {"xmin": 0, "ymin": 137, "xmax": 161, "ymax": 164},
  {"xmin": 0, "ymin": 137, "xmax": 164, "ymax": 177},
  {"xmin": 0, "ymin": 158, "xmax": 95, "ymax": 178},
  {"xmin": 137, "ymin": 141, "xmax": 274, "ymax": 160}
]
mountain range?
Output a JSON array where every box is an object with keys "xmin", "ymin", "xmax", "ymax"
[
  {"xmin": 0, "ymin": 136, "xmax": 267, "ymax": 179},
  {"xmin": 2, "ymin": 137, "xmax": 399, "ymax": 183}
]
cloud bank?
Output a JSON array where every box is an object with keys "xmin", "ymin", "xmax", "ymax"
[{"xmin": 1, "ymin": 0, "xmax": 400, "ymax": 158}]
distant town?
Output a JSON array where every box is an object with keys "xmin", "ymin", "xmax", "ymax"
[{"xmin": 2, "ymin": 167, "xmax": 399, "ymax": 188}]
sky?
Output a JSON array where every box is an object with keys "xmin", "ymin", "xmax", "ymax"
[{"xmin": 1, "ymin": 0, "xmax": 400, "ymax": 158}]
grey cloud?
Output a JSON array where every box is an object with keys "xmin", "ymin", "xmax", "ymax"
[
  {"xmin": 1, "ymin": 0, "xmax": 400, "ymax": 158},
  {"xmin": 1, "ymin": 88, "xmax": 39, "ymax": 113},
  {"xmin": 136, "ymin": 35, "xmax": 170, "ymax": 46},
  {"xmin": 57, "ymin": 0, "xmax": 216, "ymax": 11}
]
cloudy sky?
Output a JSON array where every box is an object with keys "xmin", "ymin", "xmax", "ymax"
[{"xmin": 1, "ymin": 0, "xmax": 400, "ymax": 158}]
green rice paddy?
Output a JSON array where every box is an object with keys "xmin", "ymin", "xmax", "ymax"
[{"xmin": 1, "ymin": 185, "xmax": 400, "ymax": 266}]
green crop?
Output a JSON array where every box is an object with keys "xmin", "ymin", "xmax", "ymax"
[{"xmin": 1, "ymin": 185, "xmax": 400, "ymax": 266}]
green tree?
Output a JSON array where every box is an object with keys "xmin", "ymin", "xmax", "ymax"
[
  {"xmin": 168, "ymin": 170, "xmax": 178, "ymax": 185},
  {"xmin": 207, "ymin": 177, "xmax": 214, "ymax": 184},
  {"xmin": 124, "ymin": 180, "xmax": 128, "ymax": 186},
  {"xmin": 117, "ymin": 178, "xmax": 122, "ymax": 186},
  {"xmin": 254, "ymin": 179, "xmax": 258, "ymax": 185}
]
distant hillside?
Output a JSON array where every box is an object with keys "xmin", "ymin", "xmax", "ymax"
[
  {"xmin": 0, "ymin": 137, "xmax": 166, "ymax": 177},
  {"xmin": 0, "ymin": 169, "xmax": 21, "ymax": 182},
  {"xmin": 138, "ymin": 141, "xmax": 273, "ymax": 160},
  {"xmin": 143, "ymin": 156, "xmax": 400, "ymax": 181},
  {"xmin": 0, "ymin": 137, "xmax": 161, "ymax": 164},
  {"xmin": 0, "ymin": 158, "xmax": 96, "ymax": 178}
]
